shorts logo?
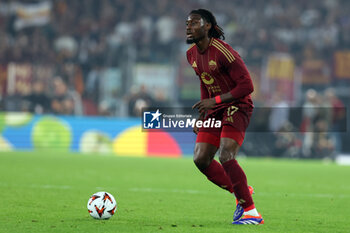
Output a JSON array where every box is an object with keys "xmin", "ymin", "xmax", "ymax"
[
  {"xmin": 209, "ymin": 60, "xmax": 217, "ymax": 71},
  {"xmin": 201, "ymin": 72, "xmax": 214, "ymax": 85},
  {"xmin": 226, "ymin": 116, "xmax": 234, "ymax": 123},
  {"xmin": 143, "ymin": 109, "xmax": 162, "ymax": 129}
]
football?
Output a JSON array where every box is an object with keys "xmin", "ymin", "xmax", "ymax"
[{"xmin": 87, "ymin": 191, "xmax": 117, "ymax": 220}]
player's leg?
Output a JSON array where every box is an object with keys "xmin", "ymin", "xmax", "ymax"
[
  {"xmin": 219, "ymin": 125, "xmax": 263, "ymax": 224},
  {"xmin": 219, "ymin": 136, "xmax": 254, "ymax": 209},
  {"xmin": 194, "ymin": 131, "xmax": 234, "ymax": 193}
]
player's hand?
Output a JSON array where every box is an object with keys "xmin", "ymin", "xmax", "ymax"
[
  {"xmin": 193, "ymin": 124, "xmax": 199, "ymax": 134},
  {"xmin": 193, "ymin": 112, "xmax": 205, "ymax": 135},
  {"xmin": 192, "ymin": 98, "xmax": 216, "ymax": 113}
]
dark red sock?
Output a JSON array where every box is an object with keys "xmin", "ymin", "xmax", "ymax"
[
  {"xmin": 201, "ymin": 160, "xmax": 234, "ymax": 193},
  {"xmin": 222, "ymin": 159, "xmax": 254, "ymax": 209}
]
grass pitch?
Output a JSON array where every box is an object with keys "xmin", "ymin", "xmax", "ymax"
[{"xmin": 0, "ymin": 152, "xmax": 349, "ymax": 233}]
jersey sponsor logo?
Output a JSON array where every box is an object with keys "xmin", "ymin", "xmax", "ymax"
[
  {"xmin": 212, "ymin": 39, "xmax": 235, "ymax": 63},
  {"xmin": 192, "ymin": 61, "xmax": 197, "ymax": 68},
  {"xmin": 200, "ymin": 72, "xmax": 214, "ymax": 85},
  {"xmin": 207, "ymin": 85, "xmax": 221, "ymax": 94},
  {"xmin": 209, "ymin": 60, "xmax": 217, "ymax": 71}
]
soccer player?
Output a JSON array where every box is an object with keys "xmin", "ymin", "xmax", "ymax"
[{"xmin": 186, "ymin": 9, "xmax": 264, "ymax": 225}]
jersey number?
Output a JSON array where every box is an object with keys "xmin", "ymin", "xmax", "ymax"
[{"xmin": 227, "ymin": 106, "xmax": 239, "ymax": 116}]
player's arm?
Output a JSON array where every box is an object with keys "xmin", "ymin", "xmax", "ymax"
[
  {"xmin": 209, "ymin": 51, "xmax": 253, "ymax": 107},
  {"xmin": 216, "ymin": 46, "xmax": 254, "ymax": 102},
  {"xmin": 193, "ymin": 82, "xmax": 251, "ymax": 113},
  {"xmin": 224, "ymin": 55, "xmax": 254, "ymax": 101},
  {"xmin": 192, "ymin": 70, "xmax": 253, "ymax": 113},
  {"xmin": 214, "ymin": 72, "xmax": 253, "ymax": 104},
  {"xmin": 193, "ymin": 49, "xmax": 253, "ymax": 112}
]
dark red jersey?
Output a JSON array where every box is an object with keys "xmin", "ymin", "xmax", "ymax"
[{"xmin": 186, "ymin": 38, "xmax": 254, "ymax": 112}]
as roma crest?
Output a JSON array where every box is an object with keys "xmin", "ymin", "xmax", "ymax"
[{"xmin": 209, "ymin": 60, "xmax": 217, "ymax": 71}]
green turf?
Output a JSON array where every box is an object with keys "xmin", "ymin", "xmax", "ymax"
[{"xmin": 0, "ymin": 152, "xmax": 349, "ymax": 233}]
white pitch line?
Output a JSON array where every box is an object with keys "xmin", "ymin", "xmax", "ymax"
[
  {"xmin": 129, "ymin": 187, "xmax": 203, "ymax": 194},
  {"xmin": 257, "ymin": 192, "xmax": 350, "ymax": 199},
  {"xmin": 36, "ymin": 184, "xmax": 72, "ymax": 189},
  {"xmin": 128, "ymin": 187, "xmax": 350, "ymax": 199},
  {"xmin": 0, "ymin": 182, "xmax": 73, "ymax": 190},
  {"xmin": 0, "ymin": 182, "xmax": 109, "ymax": 191},
  {"xmin": 0, "ymin": 182, "xmax": 349, "ymax": 199}
]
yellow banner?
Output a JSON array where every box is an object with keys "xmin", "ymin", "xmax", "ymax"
[
  {"xmin": 302, "ymin": 60, "xmax": 330, "ymax": 84},
  {"xmin": 266, "ymin": 54, "xmax": 295, "ymax": 80},
  {"xmin": 334, "ymin": 51, "xmax": 350, "ymax": 79}
]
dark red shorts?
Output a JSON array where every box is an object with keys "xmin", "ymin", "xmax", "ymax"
[{"xmin": 196, "ymin": 105, "xmax": 252, "ymax": 148}]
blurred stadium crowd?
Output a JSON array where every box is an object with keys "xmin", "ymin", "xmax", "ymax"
[{"xmin": 0, "ymin": 0, "xmax": 349, "ymax": 157}]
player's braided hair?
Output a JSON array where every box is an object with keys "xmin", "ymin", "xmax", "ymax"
[{"xmin": 190, "ymin": 9, "xmax": 225, "ymax": 40}]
